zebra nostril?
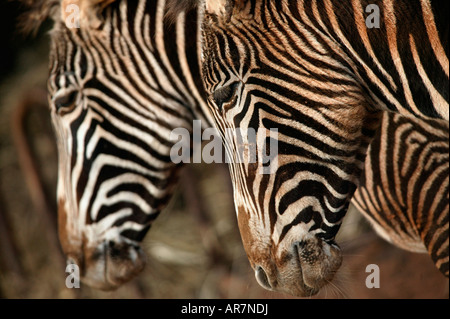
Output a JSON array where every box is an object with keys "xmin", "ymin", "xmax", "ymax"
[{"xmin": 255, "ymin": 266, "xmax": 272, "ymax": 290}]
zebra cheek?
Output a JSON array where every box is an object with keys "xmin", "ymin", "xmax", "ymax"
[
  {"xmin": 57, "ymin": 198, "xmax": 81, "ymax": 259},
  {"xmin": 238, "ymin": 206, "xmax": 274, "ymax": 272},
  {"xmin": 237, "ymin": 205, "xmax": 268, "ymax": 268},
  {"xmin": 237, "ymin": 205, "xmax": 255, "ymax": 263}
]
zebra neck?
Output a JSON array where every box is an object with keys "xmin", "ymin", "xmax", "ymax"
[
  {"xmin": 295, "ymin": 0, "xmax": 449, "ymax": 120},
  {"xmin": 159, "ymin": 0, "xmax": 214, "ymax": 127},
  {"xmin": 114, "ymin": 0, "xmax": 213, "ymax": 127}
]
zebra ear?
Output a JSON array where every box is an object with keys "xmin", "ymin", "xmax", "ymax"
[
  {"xmin": 204, "ymin": 0, "xmax": 248, "ymax": 20},
  {"xmin": 17, "ymin": 0, "xmax": 60, "ymax": 36},
  {"xmin": 61, "ymin": 0, "xmax": 116, "ymax": 30}
]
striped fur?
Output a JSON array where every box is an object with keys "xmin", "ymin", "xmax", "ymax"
[
  {"xmin": 46, "ymin": 0, "xmax": 210, "ymax": 289},
  {"xmin": 352, "ymin": 113, "xmax": 449, "ymax": 276},
  {"xmin": 195, "ymin": 0, "xmax": 448, "ymax": 295},
  {"xmin": 24, "ymin": 0, "xmax": 448, "ymax": 294}
]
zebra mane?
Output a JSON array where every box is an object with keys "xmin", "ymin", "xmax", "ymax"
[{"xmin": 18, "ymin": 0, "xmax": 118, "ymax": 35}]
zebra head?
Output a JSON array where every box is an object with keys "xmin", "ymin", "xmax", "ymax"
[
  {"xmin": 197, "ymin": 0, "xmax": 382, "ymax": 296},
  {"xmin": 46, "ymin": 0, "xmax": 202, "ymax": 290}
]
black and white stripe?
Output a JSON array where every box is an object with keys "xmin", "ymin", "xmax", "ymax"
[
  {"xmin": 352, "ymin": 113, "xmax": 449, "ymax": 276},
  {"xmin": 41, "ymin": 0, "xmax": 448, "ymax": 292},
  {"xmin": 47, "ymin": 0, "xmax": 208, "ymax": 260},
  {"xmin": 191, "ymin": 0, "xmax": 448, "ymax": 294}
]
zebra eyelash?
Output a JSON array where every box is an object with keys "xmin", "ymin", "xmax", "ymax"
[
  {"xmin": 54, "ymin": 90, "xmax": 79, "ymax": 115},
  {"xmin": 211, "ymin": 82, "xmax": 239, "ymax": 111}
]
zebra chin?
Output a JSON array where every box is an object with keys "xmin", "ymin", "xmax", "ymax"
[{"xmin": 67, "ymin": 239, "xmax": 147, "ymax": 291}]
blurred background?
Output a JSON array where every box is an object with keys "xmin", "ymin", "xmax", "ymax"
[{"xmin": 0, "ymin": 1, "xmax": 448, "ymax": 299}]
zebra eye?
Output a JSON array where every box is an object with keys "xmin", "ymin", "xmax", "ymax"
[
  {"xmin": 212, "ymin": 82, "xmax": 239, "ymax": 111},
  {"xmin": 54, "ymin": 90, "xmax": 78, "ymax": 115}
]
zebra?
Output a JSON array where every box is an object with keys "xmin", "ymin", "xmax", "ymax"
[
  {"xmin": 167, "ymin": 0, "xmax": 449, "ymax": 296},
  {"xmin": 24, "ymin": 0, "xmax": 448, "ymax": 295},
  {"xmin": 23, "ymin": 0, "xmax": 211, "ymax": 290},
  {"xmin": 352, "ymin": 114, "xmax": 449, "ymax": 276}
]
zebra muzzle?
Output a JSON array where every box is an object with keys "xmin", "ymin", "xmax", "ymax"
[
  {"xmin": 68, "ymin": 239, "xmax": 147, "ymax": 290},
  {"xmin": 294, "ymin": 239, "xmax": 342, "ymax": 292},
  {"xmin": 253, "ymin": 238, "xmax": 342, "ymax": 297}
]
